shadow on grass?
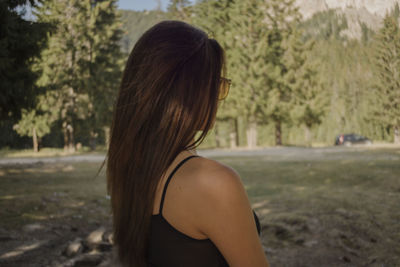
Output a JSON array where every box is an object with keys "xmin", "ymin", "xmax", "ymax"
[
  {"xmin": 0, "ymin": 162, "xmax": 111, "ymax": 265},
  {"xmin": 0, "ymin": 149, "xmax": 399, "ymax": 266}
]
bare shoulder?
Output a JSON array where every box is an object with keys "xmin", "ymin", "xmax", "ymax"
[
  {"xmin": 188, "ymin": 156, "xmax": 245, "ymax": 198},
  {"xmin": 186, "ymin": 156, "xmax": 248, "ymax": 218},
  {"xmin": 187, "ymin": 156, "xmax": 269, "ymax": 266}
]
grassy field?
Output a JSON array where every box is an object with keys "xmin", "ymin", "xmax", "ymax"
[
  {"xmin": 217, "ymin": 149, "xmax": 400, "ymax": 266},
  {"xmin": 0, "ymin": 147, "xmax": 399, "ymax": 266}
]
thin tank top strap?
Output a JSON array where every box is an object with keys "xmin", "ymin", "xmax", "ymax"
[{"xmin": 159, "ymin": 155, "xmax": 199, "ymax": 215}]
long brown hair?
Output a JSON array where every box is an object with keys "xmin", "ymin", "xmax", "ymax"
[{"xmin": 106, "ymin": 21, "xmax": 225, "ymax": 266}]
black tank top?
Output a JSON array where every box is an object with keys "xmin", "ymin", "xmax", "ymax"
[{"xmin": 148, "ymin": 155, "xmax": 261, "ymax": 267}]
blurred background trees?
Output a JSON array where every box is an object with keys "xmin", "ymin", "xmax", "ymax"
[
  {"xmin": 1, "ymin": 0, "xmax": 399, "ymax": 152},
  {"xmin": 34, "ymin": 0, "xmax": 123, "ymax": 152},
  {"xmin": 370, "ymin": 13, "xmax": 400, "ymax": 144},
  {"xmin": 0, "ymin": 0, "xmax": 49, "ymax": 122}
]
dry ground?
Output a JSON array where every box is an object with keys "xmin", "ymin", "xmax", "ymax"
[{"xmin": 0, "ymin": 147, "xmax": 399, "ymax": 266}]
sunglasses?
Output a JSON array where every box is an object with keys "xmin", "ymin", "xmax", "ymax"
[{"xmin": 219, "ymin": 77, "xmax": 231, "ymax": 100}]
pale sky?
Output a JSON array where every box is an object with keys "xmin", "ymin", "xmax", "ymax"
[
  {"xmin": 117, "ymin": 0, "xmax": 195, "ymax": 11},
  {"xmin": 21, "ymin": 0, "xmax": 196, "ymax": 21}
]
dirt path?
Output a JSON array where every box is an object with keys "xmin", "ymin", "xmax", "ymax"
[{"xmin": 1, "ymin": 145, "xmax": 399, "ymax": 166}]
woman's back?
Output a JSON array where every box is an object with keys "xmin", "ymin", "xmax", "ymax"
[{"xmin": 148, "ymin": 152, "xmax": 261, "ymax": 266}]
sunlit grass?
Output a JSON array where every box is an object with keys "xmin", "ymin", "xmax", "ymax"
[
  {"xmin": 0, "ymin": 241, "xmax": 46, "ymax": 260},
  {"xmin": 0, "ymin": 148, "xmax": 399, "ymax": 265},
  {"xmin": 0, "ymin": 162, "xmax": 108, "ymax": 228},
  {"xmin": 212, "ymin": 148, "xmax": 400, "ymax": 265}
]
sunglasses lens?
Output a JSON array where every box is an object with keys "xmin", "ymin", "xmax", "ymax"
[{"xmin": 219, "ymin": 78, "xmax": 230, "ymax": 100}]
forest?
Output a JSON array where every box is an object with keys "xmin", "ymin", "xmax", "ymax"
[
  {"xmin": 1, "ymin": 0, "xmax": 399, "ymax": 152},
  {"xmin": 1, "ymin": 1, "xmax": 400, "ymax": 266}
]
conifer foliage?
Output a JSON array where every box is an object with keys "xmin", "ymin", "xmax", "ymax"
[
  {"xmin": 283, "ymin": 30, "xmax": 327, "ymax": 146},
  {"xmin": 0, "ymin": 0, "xmax": 48, "ymax": 121},
  {"xmin": 5, "ymin": 0, "xmax": 400, "ymax": 150},
  {"xmin": 13, "ymin": 91, "xmax": 60, "ymax": 152},
  {"xmin": 371, "ymin": 14, "xmax": 400, "ymax": 143},
  {"xmin": 192, "ymin": 0, "xmax": 239, "ymax": 147},
  {"xmin": 192, "ymin": 0, "xmax": 310, "ymax": 147},
  {"xmin": 168, "ymin": 0, "xmax": 192, "ymax": 21},
  {"xmin": 33, "ymin": 0, "xmax": 123, "ymax": 151}
]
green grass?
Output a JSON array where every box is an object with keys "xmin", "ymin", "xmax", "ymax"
[
  {"xmin": 0, "ymin": 148, "xmax": 399, "ymax": 266},
  {"xmin": 214, "ymin": 149, "xmax": 400, "ymax": 266},
  {"xmin": 0, "ymin": 162, "xmax": 109, "ymax": 228}
]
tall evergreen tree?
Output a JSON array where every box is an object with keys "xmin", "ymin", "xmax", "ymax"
[
  {"xmin": 85, "ymin": 0, "xmax": 124, "ymax": 149},
  {"xmin": 36, "ymin": 0, "xmax": 90, "ymax": 152},
  {"xmin": 195, "ymin": 0, "xmax": 301, "ymax": 147},
  {"xmin": 192, "ymin": 0, "xmax": 240, "ymax": 147},
  {"xmin": 35, "ymin": 0, "xmax": 123, "ymax": 151},
  {"xmin": 370, "ymin": 14, "xmax": 400, "ymax": 143},
  {"xmin": 0, "ymin": 0, "xmax": 48, "ymax": 121},
  {"xmin": 251, "ymin": 0, "xmax": 301, "ymax": 146},
  {"xmin": 225, "ymin": 0, "xmax": 275, "ymax": 148},
  {"xmin": 299, "ymin": 10, "xmax": 348, "ymax": 42},
  {"xmin": 168, "ymin": 0, "xmax": 192, "ymax": 21},
  {"xmin": 283, "ymin": 29, "xmax": 327, "ymax": 146},
  {"xmin": 13, "ymin": 91, "xmax": 60, "ymax": 152}
]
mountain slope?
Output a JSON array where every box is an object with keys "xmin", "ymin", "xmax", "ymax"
[
  {"xmin": 296, "ymin": 0, "xmax": 399, "ymax": 39},
  {"xmin": 297, "ymin": 0, "xmax": 399, "ymax": 18}
]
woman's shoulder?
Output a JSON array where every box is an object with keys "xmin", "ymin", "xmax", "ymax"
[
  {"xmin": 184, "ymin": 156, "xmax": 247, "ymax": 213},
  {"xmin": 185, "ymin": 157, "xmax": 267, "ymax": 267},
  {"xmin": 189, "ymin": 156, "xmax": 244, "ymax": 194}
]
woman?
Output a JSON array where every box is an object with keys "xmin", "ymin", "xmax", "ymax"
[{"xmin": 106, "ymin": 20, "xmax": 269, "ymax": 267}]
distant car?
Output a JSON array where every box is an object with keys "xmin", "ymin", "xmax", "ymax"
[{"xmin": 335, "ymin": 134, "xmax": 372, "ymax": 146}]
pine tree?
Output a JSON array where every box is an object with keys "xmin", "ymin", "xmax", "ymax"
[
  {"xmin": 192, "ymin": 0, "xmax": 240, "ymax": 147},
  {"xmin": 194, "ymin": 0, "xmax": 302, "ymax": 147},
  {"xmin": 0, "ymin": 0, "xmax": 48, "ymax": 121},
  {"xmin": 225, "ymin": 0, "xmax": 275, "ymax": 148},
  {"xmin": 168, "ymin": 0, "xmax": 192, "ymax": 21},
  {"xmin": 283, "ymin": 29, "xmax": 328, "ymax": 146},
  {"xmin": 250, "ymin": 0, "xmax": 302, "ymax": 146},
  {"xmin": 13, "ymin": 91, "xmax": 60, "ymax": 152},
  {"xmin": 35, "ymin": 0, "xmax": 89, "ymax": 152},
  {"xmin": 299, "ymin": 10, "xmax": 348, "ymax": 42},
  {"xmin": 370, "ymin": 14, "xmax": 400, "ymax": 143},
  {"xmin": 85, "ymin": 0, "xmax": 124, "ymax": 149},
  {"xmin": 35, "ymin": 0, "xmax": 123, "ymax": 151}
]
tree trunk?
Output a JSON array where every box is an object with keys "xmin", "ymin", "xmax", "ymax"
[
  {"xmin": 37, "ymin": 137, "xmax": 42, "ymax": 152},
  {"xmin": 394, "ymin": 125, "xmax": 400, "ymax": 144},
  {"xmin": 304, "ymin": 125, "xmax": 312, "ymax": 147},
  {"xmin": 104, "ymin": 126, "xmax": 110, "ymax": 149},
  {"xmin": 215, "ymin": 124, "xmax": 221, "ymax": 148},
  {"xmin": 229, "ymin": 118, "xmax": 239, "ymax": 149},
  {"xmin": 275, "ymin": 121, "xmax": 282, "ymax": 146},
  {"xmin": 63, "ymin": 121, "xmax": 68, "ymax": 151},
  {"xmin": 235, "ymin": 117, "xmax": 240, "ymax": 147},
  {"xmin": 32, "ymin": 127, "xmax": 38, "ymax": 153},
  {"xmin": 67, "ymin": 124, "xmax": 75, "ymax": 153},
  {"xmin": 89, "ymin": 130, "xmax": 97, "ymax": 151},
  {"xmin": 246, "ymin": 118, "xmax": 257, "ymax": 148},
  {"xmin": 229, "ymin": 132, "xmax": 237, "ymax": 149}
]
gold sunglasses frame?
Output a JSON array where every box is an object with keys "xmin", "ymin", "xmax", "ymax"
[{"xmin": 219, "ymin": 77, "xmax": 231, "ymax": 100}]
